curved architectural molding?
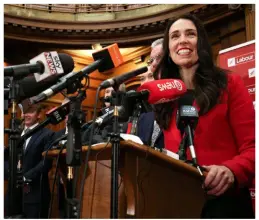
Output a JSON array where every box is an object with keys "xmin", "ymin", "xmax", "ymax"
[
  {"xmin": 4, "ymin": 4, "xmax": 179, "ymax": 22},
  {"xmin": 5, "ymin": 4, "xmax": 210, "ymax": 47}
]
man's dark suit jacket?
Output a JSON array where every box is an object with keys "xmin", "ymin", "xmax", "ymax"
[
  {"xmin": 137, "ymin": 111, "xmax": 164, "ymax": 149},
  {"xmin": 52, "ymin": 128, "xmax": 66, "ymax": 143},
  {"xmin": 23, "ymin": 127, "xmax": 54, "ymax": 204}
]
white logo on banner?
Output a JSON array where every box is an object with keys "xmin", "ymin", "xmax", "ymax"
[
  {"xmin": 248, "ymin": 87, "xmax": 255, "ymax": 94},
  {"xmin": 236, "ymin": 54, "xmax": 254, "ymax": 65},
  {"xmin": 248, "ymin": 68, "xmax": 255, "ymax": 78},
  {"xmin": 228, "ymin": 57, "xmax": 236, "ymax": 67},
  {"xmin": 227, "ymin": 52, "xmax": 255, "ymax": 67}
]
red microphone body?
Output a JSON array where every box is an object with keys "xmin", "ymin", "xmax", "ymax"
[{"xmin": 137, "ymin": 79, "xmax": 187, "ymax": 104}]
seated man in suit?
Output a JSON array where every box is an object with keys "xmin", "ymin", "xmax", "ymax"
[
  {"xmin": 137, "ymin": 38, "xmax": 164, "ymax": 150},
  {"xmin": 21, "ymin": 104, "xmax": 54, "ymax": 218}
]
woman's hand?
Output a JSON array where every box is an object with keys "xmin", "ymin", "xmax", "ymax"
[{"xmin": 203, "ymin": 165, "xmax": 235, "ymax": 196}]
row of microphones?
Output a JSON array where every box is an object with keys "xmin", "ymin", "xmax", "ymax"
[
  {"xmin": 17, "ymin": 44, "xmax": 124, "ymax": 111},
  {"xmin": 5, "ymin": 45, "xmax": 148, "ymax": 111}
]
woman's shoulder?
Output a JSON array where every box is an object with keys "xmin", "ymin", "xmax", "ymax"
[
  {"xmin": 226, "ymin": 73, "xmax": 244, "ymax": 88},
  {"xmin": 219, "ymin": 73, "xmax": 247, "ymax": 103}
]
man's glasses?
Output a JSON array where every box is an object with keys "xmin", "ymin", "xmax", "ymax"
[{"xmin": 147, "ymin": 55, "xmax": 162, "ymax": 66}]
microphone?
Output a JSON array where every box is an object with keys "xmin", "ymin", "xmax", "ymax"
[
  {"xmin": 45, "ymin": 101, "xmax": 70, "ymax": 125},
  {"xmin": 101, "ymin": 106, "xmax": 112, "ymax": 114},
  {"xmin": 137, "ymin": 79, "xmax": 187, "ymax": 104},
  {"xmin": 92, "ymin": 43, "xmax": 123, "ymax": 72},
  {"xmin": 25, "ymin": 44, "xmax": 124, "ymax": 105},
  {"xmin": 82, "ymin": 106, "xmax": 125, "ymax": 131},
  {"xmin": 95, "ymin": 106, "xmax": 125, "ymax": 126},
  {"xmin": 21, "ymin": 101, "xmax": 71, "ymax": 141},
  {"xmin": 4, "ymin": 52, "xmax": 73, "ymax": 81},
  {"xmin": 176, "ymin": 91, "xmax": 200, "ymax": 167},
  {"xmin": 176, "ymin": 91, "xmax": 197, "ymax": 134},
  {"xmin": 5, "ymin": 54, "xmax": 74, "ymax": 103},
  {"xmin": 100, "ymin": 66, "xmax": 148, "ymax": 89}
]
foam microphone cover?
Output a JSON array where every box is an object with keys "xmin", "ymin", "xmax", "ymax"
[
  {"xmin": 92, "ymin": 43, "xmax": 123, "ymax": 72},
  {"xmin": 18, "ymin": 53, "xmax": 75, "ymax": 100},
  {"xmin": 178, "ymin": 90, "xmax": 195, "ymax": 107},
  {"xmin": 137, "ymin": 79, "xmax": 187, "ymax": 104}
]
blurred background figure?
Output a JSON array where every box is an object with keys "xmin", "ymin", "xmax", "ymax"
[
  {"xmin": 21, "ymin": 104, "xmax": 54, "ymax": 218},
  {"xmin": 136, "ymin": 38, "xmax": 164, "ymax": 149},
  {"xmin": 148, "ymin": 38, "xmax": 163, "ymax": 74}
]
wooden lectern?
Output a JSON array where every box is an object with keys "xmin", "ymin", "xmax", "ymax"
[{"xmin": 46, "ymin": 140, "xmax": 206, "ymax": 218}]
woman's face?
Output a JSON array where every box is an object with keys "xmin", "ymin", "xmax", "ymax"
[{"xmin": 168, "ymin": 19, "xmax": 198, "ymax": 68}]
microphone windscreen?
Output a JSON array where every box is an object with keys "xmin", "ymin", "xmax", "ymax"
[
  {"xmin": 18, "ymin": 53, "xmax": 74, "ymax": 101},
  {"xmin": 92, "ymin": 43, "xmax": 123, "ymax": 72},
  {"xmin": 137, "ymin": 79, "xmax": 187, "ymax": 104},
  {"xmin": 178, "ymin": 90, "xmax": 195, "ymax": 107},
  {"xmin": 58, "ymin": 53, "xmax": 75, "ymax": 74}
]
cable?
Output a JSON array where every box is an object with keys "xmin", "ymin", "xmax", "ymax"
[
  {"xmin": 77, "ymin": 86, "xmax": 101, "ymax": 218},
  {"xmin": 39, "ymin": 136, "xmax": 62, "ymax": 218},
  {"xmin": 48, "ymin": 143, "xmax": 66, "ymax": 218},
  {"xmin": 89, "ymin": 140, "xmax": 110, "ymax": 218}
]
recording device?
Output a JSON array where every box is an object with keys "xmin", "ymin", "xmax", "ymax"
[
  {"xmin": 176, "ymin": 91, "xmax": 199, "ymax": 166},
  {"xmin": 4, "ymin": 52, "xmax": 73, "ymax": 81},
  {"xmin": 100, "ymin": 66, "xmax": 148, "ymax": 89},
  {"xmin": 21, "ymin": 44, "xmax": 124, "ymax": 108},
  {"xmin": 92, "ymin": 43, "xmax": 123, "ymax": 72},
  {"xmin": 101, "ymin": 106, "xmax": 112, "ymax": 114},
  {"xmin": 137, "ymin": 78, "xmax": 187, "ymax": 104},
  {"xmin": 81, "ymin": 106, "xmax": 124, "ymax": 131},
  {"xmin": 4, "ymin": 54, "xmax": 74, "ymax": 104},
  {"xmin": 103, "ymin": 89, "xmax": 151, "ymax": 118},
  {"xmin": 21, "ymin": 101, "xmax": 71, "ymax": 141}
]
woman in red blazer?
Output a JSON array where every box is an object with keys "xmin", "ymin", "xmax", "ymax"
[{"xmin": 153, "ymin": 14, "xmax": 255, "ymax": 218}]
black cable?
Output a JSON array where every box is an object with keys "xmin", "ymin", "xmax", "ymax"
[
  {"xmin": 48, "ymin": 143, "xmax": 66, "ymax": 218},
  {"xmin": 39, "ymin": 136, "xmax": 64, "ymax": 218},
  {"xmin": 77, "ymin": 86, "xmax": 101, "ymax": 218}
]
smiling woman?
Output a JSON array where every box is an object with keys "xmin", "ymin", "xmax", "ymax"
[
  {"xmin": 153, "ymin": 14, "xmax": 255, "ymax": 218},
  {"xmin": 168, "ymin": 19, "xmax": 199, "ymax": 69}
]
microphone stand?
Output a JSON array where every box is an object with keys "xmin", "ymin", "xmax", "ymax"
[
  {"xmin": 65, "ymin": 90, "xmax": 86, "ymax": 219},
  {"xmin": 179, "ymin": 124, "xmax": 203, "ymax": 176},
  {"xmin": 5, "ymin": 79, "xmax": 24, "ymax": 218},
  {"xmin": 4, "ymin": 95, "xmax": 75, "ymax": 218},
  {"xmin": 110, "ymin": 87, "xmax": 124, "ymax": 219}
]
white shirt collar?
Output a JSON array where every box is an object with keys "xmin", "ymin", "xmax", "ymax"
[{"xmin": 24, "ymin": 123, "xmax": 39, "ymax": 131}]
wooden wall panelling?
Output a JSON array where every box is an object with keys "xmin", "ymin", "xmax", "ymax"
[{"xmin": 245, "ymin": 4, "xmax": 255, "ymax": 41}]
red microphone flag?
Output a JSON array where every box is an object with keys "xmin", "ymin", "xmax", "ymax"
[{"xmin": 137, "ymin": 79, "xmax": 187, "ymax": 104}]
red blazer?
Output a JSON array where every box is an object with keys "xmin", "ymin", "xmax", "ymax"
[{"xmin": 163, "ymin": 74, "xmax": 255, "ymax": 188}]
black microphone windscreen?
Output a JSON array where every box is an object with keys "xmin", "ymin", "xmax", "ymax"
[
  {"xmin": 18, "ymin": 53, "xmax": 74, "ymax": 101},
  {"xmin": 58, "ymin": 53, "xmax": 75, "ymax": 74},
  {"xmin": 178, "ymin": 90, "xmax": 195, "ymax": 107},
  {"xmin": 92, "ymin": 49, "xmax": 114, "ymax": 72},
  {"xmin": 92, "ymin": 44, "xmax": 123, "ymax": 72}
]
